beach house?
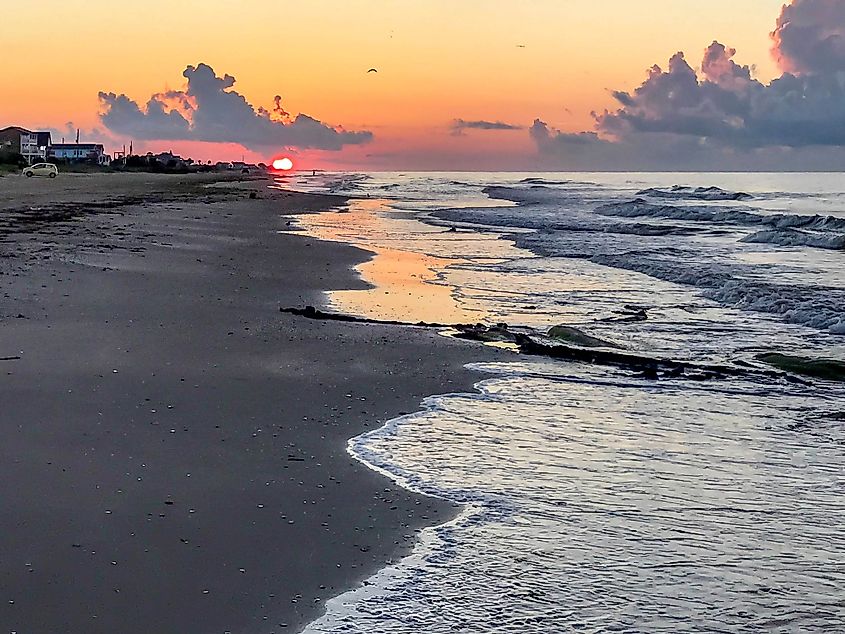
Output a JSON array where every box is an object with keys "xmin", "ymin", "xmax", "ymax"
[
  {"xmin": 48, "ymin": 143, "xmax": 111, "ymax": 165},
  {"xmin": 0, "ymin": 126, "xmax": 52, "ymax": 163}
]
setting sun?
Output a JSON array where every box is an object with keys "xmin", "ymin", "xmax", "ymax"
[{"xmin": 273, "ymin": 157, "xmax": 294, "ymax": 171}]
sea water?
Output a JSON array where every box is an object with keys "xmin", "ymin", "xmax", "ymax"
[{"xmin": 292, "ymin": 173, "xmax": 845, "ymax": 632}]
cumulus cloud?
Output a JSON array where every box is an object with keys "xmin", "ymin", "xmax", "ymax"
[
  {"xmin": 595, "ymin": 41, "xmax": 845, "ymax": 149},
  {"xmin": 99, "ymin": 63, "xmax": 372, "ymax": 151},
  {"xmin": 450, "ymin": 119, "xmax": 523, "ymax": 135},
  {"xmin": 531, "ymin": 0, "xmax": 845, "ymax": 169},
  {"xmin": 772, "ymin": 0, "xmax": 845, "ymax": 74}
]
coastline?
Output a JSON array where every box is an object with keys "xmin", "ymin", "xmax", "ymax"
[
  {"xmin": 0, "ymin": 173, "xmax": 504, "ymax": 633},
  {"xmin": 295, "ymin": 173, "xmax": 845, "ymax": 633}
]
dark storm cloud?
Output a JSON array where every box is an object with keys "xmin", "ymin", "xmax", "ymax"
[
  {"xmin": 450, "ymin": 119, "xmax": 523, "ymax": 133},
  {"xmin": 99, "ymin": 63, "xmax": 372, "ymax": 151},
  {"xmin": 772, "ymin": 0, "xmax": 845, "ymax": 74},
  {"xmin": 595, "ymin": 41, "xmax": 845, "ymax": 149},
  {"xmin": 530, "ymin": 0, "xmax": 845, "ymax": 169},
  {"xmin": 529, "ymin": 118, "xmax": 845, "ymax": 172}
]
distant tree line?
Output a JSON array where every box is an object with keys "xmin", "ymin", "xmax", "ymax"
[{"xmin": 113, "ymin": 155, "xmax": 220, "ymax": 174}]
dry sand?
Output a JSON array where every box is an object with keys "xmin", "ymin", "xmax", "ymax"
[{"xmin": 0, "ymin": 172, "xmax": 501, "ymax": 633}]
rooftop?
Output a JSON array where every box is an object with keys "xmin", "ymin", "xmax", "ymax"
[{"xmin": 50, "ymin": 143, "xmax": 105, "ymax": 150}]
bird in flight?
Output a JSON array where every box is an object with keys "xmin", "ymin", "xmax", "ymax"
[
  {"xmin": 516, "ymin": 44, "xmax": 526, "ymax": 48},
  {"xmin": 367, "ymin": 68, "xmax": 378, "ymax": 73}
]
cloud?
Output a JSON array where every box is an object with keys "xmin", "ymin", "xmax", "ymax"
[
  {"xmin": 594, "ymin": 41, "xmax": 845, "ymax": 149},
  {"xmin": 450, "ymin": 119, "xmax": 523, "ymax": 134},
  {"xmin": 99, "ymin": 63, "xmax": 372, "ymax": 151},
  {"xmin": 530, "ymin": 0, "xmax": 845, "ymax": 169},
  {"xmin": 772, "ymin": 0, "xmax": 845, "ymax": 74},
  {"xmin": 530, "ymin": 119, "xmax": 726, "ymax": 171},
  {"xmin": 45, "ymin": 121, "xmax": 118, "ymax": 147},
  {"xmin": 530, "ymin": 118, "xmax": 845, "ymax": 171},
  {"xmin": 530, "ymin": 121, "xmax": 604, "ymax": 148},
  {"xmin": 99, "ymin": 93, "xmax": 191, "ymax": 139},
  {"xmin": 529, "ymin": 118, "xmax": 628, "ymax": 169}
]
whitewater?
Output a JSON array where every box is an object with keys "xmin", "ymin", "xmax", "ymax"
[{"xmin": 292, "ymin": 172, "xmax": 845, "ymax": 633}]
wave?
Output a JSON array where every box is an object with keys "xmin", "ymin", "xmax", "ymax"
[
  {"xmin": 597, "ymin": 199, "xmax": 845, "ymax": 233},
  {"xmin": 638, "ymin": 185, "xmax": 753, "ymax": 201},
  {"xmin": 482, "ymin": 184, "xmax": 845, "ymax": 236},
  {"xmin": 504, "ymin": 227, "xmax": 845, "ymax": 334},
  {"xmin": 519, "ymin": 177, "xmax": 595, "ymax": 186},
  {"xmin": 551, "ymin": 221, "xmax": 702, "ymax": 237},
  {"xmin": 324, "ymin": 173, "xmax": 372, "ymax": 193},
  {"xmin": 435, "ymin": 207, "xmax": 703, "ymax": 238},
  {"xmin": 587, "ymin": 252, "xmax": 845, "ymax": 334},
  {"xmin": 742, "ymin": 229, "xmax": 845, "ymax": 251},
  {"xmin": 482, "ymin": 185, "xmax": 592, "ymax": 206},
  {"xmin": 485, "ymin": 187, "xmax": 845, "ymax": 236},
  {"xmin": 446, "ymin": 182, "xmax": 845, "ymax": 334}
]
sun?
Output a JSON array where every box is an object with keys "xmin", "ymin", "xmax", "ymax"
[{"xmin": 272, "ymin": 157, "xmax": 294, "ymax": 171}]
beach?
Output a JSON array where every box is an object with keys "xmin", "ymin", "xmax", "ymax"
[
  {"xmin": 4, "ymin": 170, "xmax": 845, "ymax": 633},
  {"xmin": 7, "ymin": 0, "xmax": 845, "ymax": 630},
  {"xmin": 0, "ymin": 173, "xmax": 501, "ymax": 633}
]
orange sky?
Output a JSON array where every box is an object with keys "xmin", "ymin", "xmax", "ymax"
[{"xmin": 3, "ymin": 1, "xmax": 786, "ymax": 168}]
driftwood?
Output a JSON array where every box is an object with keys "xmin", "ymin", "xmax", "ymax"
[
  {"xmin": 281, "ymin": 306, "xmax": 809, "ymax": 384},
  {"xmin": 280, "ymin": 305, "xmax": 471, "ymax": 329}
]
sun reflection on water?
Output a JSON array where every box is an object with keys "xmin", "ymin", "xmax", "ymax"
[{"xmin": 294, "ymin": 198, "xmax": 488, "ymax": 325}]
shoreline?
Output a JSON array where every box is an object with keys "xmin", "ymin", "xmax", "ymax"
[{"xmin": 0, "ymin": 172, "xmax": 504, "ymax": 633}]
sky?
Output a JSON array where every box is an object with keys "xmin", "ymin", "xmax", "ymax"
[{"xmin": 4, "ymin": 0, "xmax": 844, "ymax": 170}]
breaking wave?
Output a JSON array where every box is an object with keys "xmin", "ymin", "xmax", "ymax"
[
  {"xmin": 596, "ymin": 199, "xmax": 845, "ymax": 232},
  {"xmin": 638, "ymin": 185, "xmax": 753, "ymax": 201},
  {"xmin": 550, "ymin": 221, "xmax": 701, "ymax": 237},
  {"xmin": 586, "ymin": 252, "xmax": 845, "ymax": 334},
  {"xmin": 741, "ymin": 228, "xmax": 845, "ymax": 251},
  {"xmin": 519, "ymin": 177, "xmax": 595, "ymax": 186},
  {"xmin": 323, "ymin": 173, "xmax": 372, "ymax": 193}
]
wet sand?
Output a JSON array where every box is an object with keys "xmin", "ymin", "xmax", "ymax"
[{"xmin": 0, "ymin": 173, "xmax": 501, "ymax": 633}]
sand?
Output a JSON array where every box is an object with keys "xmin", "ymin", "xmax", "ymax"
[{"xmin": 0, "ymin": 173, "xmax": 501, "ymax": 633}]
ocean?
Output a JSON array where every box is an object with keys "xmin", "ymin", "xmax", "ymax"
[{"xmin": 289, "ymin": 173, "xmax": 845, "ymax": 632}]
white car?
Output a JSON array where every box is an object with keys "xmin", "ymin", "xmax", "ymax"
[{"xmin": 23, "ymin": 163, "xmax": 58, "ymax": 178}]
